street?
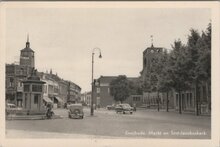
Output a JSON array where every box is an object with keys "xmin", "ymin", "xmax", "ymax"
[{"xmin": 6, "ymin": 107, "xmax": 211, "ymax": 139}]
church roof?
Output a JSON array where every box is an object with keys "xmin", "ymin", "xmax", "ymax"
[{"xmin": 143, "ymin": 45, "xmax": 163, "ymax": 54}]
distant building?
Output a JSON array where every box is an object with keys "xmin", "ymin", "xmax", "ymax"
[
  {"xmin": 58, "ymin": 79, "xmax": 68, "ymax": 106},
  {"xmin": 81, "ymin": 91, "xmax": 91, "ymax": 106},
  {"xmin": 20, "ymin": 35, "xmax": 35, "ymax": 68},
  {"xmin": 5, "ymin": 37, "xmax": 34, "ymax": 106},
  {"xmin": 67, "ymin": 81, "xmax": 81, "ymax": 103},
  {"xmin": 5, "ymin": 36, "xmax": 81, "ymax": 109},
  {"xmin": 93, "ymin": 76, "xmax": 142, "ymax": 108},
  {"xmin": 5, "ymin": 64, "xmax": 32, "ymax": 106},
  {"xmin": 140, "ymin": 43, "xmax": 210, "ymax": 114},
  {"xmin": 140, "ymin": 44, "xmax": 164, "ymax": 82},
  {"xmin": 38, "ymin": 71, "xmax": 82, "ymax": 108},
  {"xmin": 38, "ymin": 72, "xmax": 61, "ymax": 108},
  {"xmin": 125, "ymin": 95, "xmax": 143, "ymax": 107},
  {"xmin": 140, "ymin": 43, "xmax": 174, "ymax": 109}
]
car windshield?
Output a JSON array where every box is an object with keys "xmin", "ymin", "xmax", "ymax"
[
  {"xmin": 69, "ymin": 104, "xmax": 83, "ymax": 110},
  {"xmin": 122, "ymin": 104, "xmax": 131, "ymax": 108}
]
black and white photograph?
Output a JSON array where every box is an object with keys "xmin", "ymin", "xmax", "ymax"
[{"xmin": 0, "ymin": 1, "xmax": 219, "ymax": 147}]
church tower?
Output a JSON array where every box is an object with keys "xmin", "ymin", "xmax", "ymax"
[
  {"xmin": 20, "ymin": 35, "xmax": 35, "ymax": 68},
  {"xmin": 140, "ymin": 36, "xmax": 164, "ymax": 81}
]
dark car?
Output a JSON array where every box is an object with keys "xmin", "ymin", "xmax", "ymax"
[
  {"xmin": 115, "ymin": 103, "xmax": 133, "ymax": 114},
  {"xmin": 68, "ymin": 104, "xmax": 84, "ymax": 119}
]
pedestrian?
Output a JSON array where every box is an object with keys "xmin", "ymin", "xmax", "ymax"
[
  {"xmin": 133, "ymin": 103, "xmax": 136, "ymax": 112},
  {"xmin": 157, "ymin": 98, "xmax": 160, "ymax": 112}
]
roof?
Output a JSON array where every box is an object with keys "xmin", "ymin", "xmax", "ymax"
[
  {"xmin": 143, "ymin": 46, "xmax": 163, "ymax": 54},
  {"xmin": 98, "ymin": 76, "xmax": 117, "ymax": 83},
  {"xmin": 127, "ymin": 77, "xmax": 140, "ymax": 83},
  {"xmin": 21, "ymin": 47, "xmax": 34, "ymax": 53},
  {"xmin": 98, "ymin": 76, "xmax": 139, "ymax": 84}
]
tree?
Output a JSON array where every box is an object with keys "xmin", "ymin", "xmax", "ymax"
[
  {"xmin": 185, "ymin": 25, "xmax": 211, "ymax": 115},
  {"xmin": 169, "ymin": 40, "xmax": 191, "ymax": 114},
  {"xmin": 197, "ymin": 23, "xmax": 211, "ymax": 111},
  {"xmin": 157, "ymin": 50, "xmax": 173, "ymax": 112},
  {"xmin": 128, "ymin": 78, "xmax": 143, "ymax": 95},
  {"xmin": 109, "ymin": 75, "xmax": 131, "ymax": 103},
  {"xmin": 142, "ymin": 56, "xmax": 161, "ymax": 111}
]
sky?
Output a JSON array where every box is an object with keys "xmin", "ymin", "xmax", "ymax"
[{"xmin": 5, "ymin": 7, "xmax": 211, "ymax": 92}]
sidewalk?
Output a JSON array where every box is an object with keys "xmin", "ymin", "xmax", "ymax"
[
  {"xmin": 6, "ymin": 114, "xmax": 62, "ymax": 120},
  {"xmin": 6, "ymin": 129, "xmax": 125, "ymax": 139}
]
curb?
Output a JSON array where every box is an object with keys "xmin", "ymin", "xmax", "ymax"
[{"xmin": 6, "ymin": 115, "xmax": 63, "ymax": 120}]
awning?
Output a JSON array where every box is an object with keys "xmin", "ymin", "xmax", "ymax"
[
  {"xmin": 54, "ymin": 96, "xmax": 63, "ymax": 103},
  {"xmin": 43, "ymin": 97, "xmax": 53, "ymax": 103}
]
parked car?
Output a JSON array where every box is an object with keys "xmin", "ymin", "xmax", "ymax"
[
  {"xmin": 68, "ymin": 104, "xmax": 84, "ymax": 119},
  {"xmin": 106, "ymin": 104, "xmax": 115, "ymax": 110},
  {"xmin": 66, "ymin": 102, "xmax": 74, "ymax": 109},
  {"xmin": 6, "ymin": 103, "xmax": 22, "ymax": 115},
  {"xmin": 115, "ymin": 103, "xmax": 133, "ymax": 114}
]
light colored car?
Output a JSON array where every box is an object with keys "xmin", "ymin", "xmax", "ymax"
[
  {"xmin": 6, "ymin": 103, "xmax": 22, "ymax": 115},
  {"xmin": 106, "ymin": 104, "xmax": 115, "ymax": 110},
  {"xmin": 115, "ymin": 103, "xmax": 133, "ymax": 114}
]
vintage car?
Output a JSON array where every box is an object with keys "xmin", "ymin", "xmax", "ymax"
[
  {"xmin": 68, "ymin": 104, "xmax": 84, "ymax": 119},
  {"xmin": 6, "ymin": 103, "xmax": 22, "ymax": 115},
  {"xmin": 106, "ymin": 104, "xmax": 116, "ymax": 110},
  {"xmin": 115, "ymin": 103, "xmax": 133, "ymax": 114}
]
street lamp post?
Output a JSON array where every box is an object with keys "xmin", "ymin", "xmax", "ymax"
[{"xmin": 91, "ymin": 47, "xmax": 102, "ymax": 116}]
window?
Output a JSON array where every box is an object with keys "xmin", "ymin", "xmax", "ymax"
[
  {"xmin": 54, "ymin": 86, "xmax": 59, "ymax": 93},
  {"xmin": 17, "ymin": 81, "xmax": 22, "ymax": 87},
  {"xmin": 133, "ymin": 97, "xmax": 140, "ymax": 101},
  {"xmin": 34, "ymin": 94, "xmax": 38, "ymax": 104},
  {"xmin": 32, "ymin": 85, "xmax": 42, "ymax": 92},
  {"xmin": 19, "ymin": 68, "xmax": 24, "ymax": 75},
  {"xmin": 9, "ymin": 78, "xmax": 14, "ymax": 87},
  {"xmin": 48, "ymin": 85, "xmax": 53, "ymax": 94},
  {"xmin": 97, "ymin": 87, "xmax": 100, "ymax": 93},
  {"xmin": 44, "ymin": 85, "xmax": 47, "ymax": 93},
  {"xmin": 25, "ymin": 94, "xmax": 27, "ymax": 108},
  {"xmin": 24, "ymin": 85, "xmax": 29, "ymax": 92},
  {"xmin": 133, "ymin": 97, "xmax": 136, "ymax": 101}
]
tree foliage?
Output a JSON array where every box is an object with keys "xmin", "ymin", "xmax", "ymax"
[
  {"xmin": 109, "ymin": 75, "xmax": 131, "ymax": 103},
  {"xmin": 141, "ymin": 23, "xmax": 211, "ymax": 114}
]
